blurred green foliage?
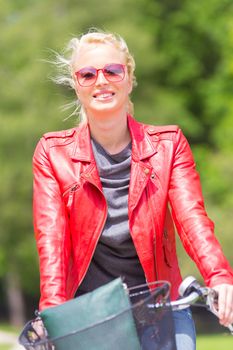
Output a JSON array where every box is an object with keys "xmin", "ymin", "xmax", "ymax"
[{"xmin": 0, "ymin": 0, "xmax": 233, "ymax": 316}]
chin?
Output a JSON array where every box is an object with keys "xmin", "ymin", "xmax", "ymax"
[{"xmin": 90, "ymin": 104, "xmax": 116, "ymax": 113}]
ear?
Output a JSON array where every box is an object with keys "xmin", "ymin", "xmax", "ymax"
[
  {"xmin": 75, "ymin": 88, "xmax": 80, "ymax": 99},
  {"xmin": 127, "ymin": 79, "xmax": 133, "ymax": 95},
  {"xmin": 72, "ymin": 73, "xmax": 79, "ymax": 94},
  {"xmin": 74, "ymin": 81, "xmax": 80, "ymax": 99}
]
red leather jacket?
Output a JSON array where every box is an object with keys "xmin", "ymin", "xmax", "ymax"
[{"xmin": 33, "ymin": 115, "xmax": 233, "ymax": 310}]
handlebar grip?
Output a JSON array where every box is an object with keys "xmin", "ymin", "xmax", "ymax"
[{"xmin": 178, "ymin": 277, "xmax": 233, "ymax": 335}]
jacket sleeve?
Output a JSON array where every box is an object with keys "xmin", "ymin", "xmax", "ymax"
[
  {"xmin": 168, "ymin": 129, "xmax": 233, "ymax": 287},
  {"xmin": 33, "ymin": 137, "xmax": 71, "ymax": 310}
]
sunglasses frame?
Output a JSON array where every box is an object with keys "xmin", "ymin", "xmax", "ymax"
[{"xmin": 74, "ymin": 63, "xmax": 126, "ymax": 87}]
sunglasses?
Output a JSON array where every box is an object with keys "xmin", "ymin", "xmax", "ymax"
[{"xmin": 74, "ymin": 63, "xmax": 126, "ymax": 87}]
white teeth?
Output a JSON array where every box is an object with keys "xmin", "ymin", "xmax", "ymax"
[{"xmin": 94, "ymin": 92, "xmax": 114, "ymax": 99}]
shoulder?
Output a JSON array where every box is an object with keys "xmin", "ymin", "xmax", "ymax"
[
  {"xmin": 141, "ymin": 122, "xmax": 192, "ymax": 157},
  {"xmin": 145, "ymin": 124, "xmax": 179, "ymax": 134},
  {"xmin": 33, "ymin": 127, "xmax": 79, "ymax": 162},
  {"xmin": 129, "ymin": 116, "xmax": 183, "ymax": 142},
  {"xmin": 40, "ymin": 127, "xmax": 78, "ymax": 148},
  {"xmin": 143, "ymin": 123, "xmax": 180, "ymax": 141},
  {"xmin": 43, "ymin": 128, "xmax": 76, "ymax": 140}
]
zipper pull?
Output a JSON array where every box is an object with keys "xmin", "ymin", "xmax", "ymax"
[{"xmin": 67, "ymin": 184, "xmax": 78, "ymax": 207}]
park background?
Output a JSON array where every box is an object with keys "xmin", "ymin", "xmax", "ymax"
[{"xmin": 0, "ymin": 0, "xmax": 233, "ymax": 344}]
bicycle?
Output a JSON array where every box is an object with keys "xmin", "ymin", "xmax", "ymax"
[{"xmin": 18, "ymin": 276, "xmax": 233, "ymax": 350}]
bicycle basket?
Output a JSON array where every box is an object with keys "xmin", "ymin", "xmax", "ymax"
[
  {"xmin": 19, "ymin": 278, "xmax": 177, "ymax": 350},
  {"xmin": 129, "ymin": 281, "xmax": 176, "ymax": 350}
]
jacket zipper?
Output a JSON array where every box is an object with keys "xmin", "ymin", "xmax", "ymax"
[
  {"xmin": 67, "ymin": 185, "xmax": 78, "ymax": 208},
  {"xmin": 62, "ymin": 184, "xmax": 79, "ymax": 208},
  {"xmin": 63, "ymin": 183, "xmax": 79, "ymax": 198},
  {"xmin": 72, "ymin": 185, "xmax": 108, "ymax": 297},
  {"xmin": 146, "ymin": 184, "xmax": 158, "ymax": 281}
]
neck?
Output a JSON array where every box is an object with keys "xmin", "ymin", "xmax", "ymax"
[{"xmin": 87, "ymin": 112, "xmax": 131, "ymax": 154}]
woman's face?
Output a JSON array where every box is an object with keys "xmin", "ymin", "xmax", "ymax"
[{"xmin": 73, "ymin": 43, "xmax": 132, "ymax": 118}]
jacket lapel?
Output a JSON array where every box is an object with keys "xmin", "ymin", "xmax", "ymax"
[
  {"xmin": 127, "ymin": 116, "xmax": 158, "ymax": 217},
  {"xmin": 128, "ymin": 115, "xmax": 158, "ymax": 161},
  {"xmin": 71, "ymin": 123, "xmax": 102, "ymax": 191},
  {"xmin": 71, "ymin": 122, "xmax": 93, "ymax": 162}
]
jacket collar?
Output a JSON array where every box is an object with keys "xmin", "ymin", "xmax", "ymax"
[
  {"xmin": 71, "ymin": 122, "xmax": 93, "ymax": 162},
  {"xmin": 71, "ymin": 115, "xmax": 158, "ymax": 162},
  {"xmin": 127, "ymin": 115, "xmax": 158, "ymax": 161}
]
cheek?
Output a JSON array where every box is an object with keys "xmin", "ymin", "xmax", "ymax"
[
  {"xmin": 127, "ymin": 77, "xmax": 133, "ymax": 94},
  {"xmin": 75, "ymin": 86, "xmax": 91, "ymax": 102},
  {"xmin": 120, "ymin": 75, "xmax": 133, "ymax": 95},
  {"xmin": 121, "ymin": 81, "xmax": 132, "ymax": 95},
  {"xmin": 127, "ymin": 82, "xmax": 133, "ymax": 94},
  {"xmin": 74, "ymin": 83, "xmax": 80, "ymax": 98}
]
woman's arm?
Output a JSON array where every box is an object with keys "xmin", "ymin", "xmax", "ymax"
[
  {"xmin": 33, "ymin": 137, "xmax": 71, "ymax": 310},
  {"xmin": 168, "ymin": 129, "xmax": 233, "ymax": 325}
]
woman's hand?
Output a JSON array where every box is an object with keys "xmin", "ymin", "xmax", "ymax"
[
  {"xmin": 31, "ymin": 318, "xmax": 46, "ymax": 339},
  {"xmin": 213, "ymin": 284, "xmax": 233, "ymax": 327}
]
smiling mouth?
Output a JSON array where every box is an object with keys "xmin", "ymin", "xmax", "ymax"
[{"xmin": 93, "ymin": 92, "xmax": 115, "ymax": 100}]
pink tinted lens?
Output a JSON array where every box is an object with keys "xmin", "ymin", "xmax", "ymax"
[
  {"xmin": 76, "ymin": 67, "xmax": 97, "ymax": 86},
  {"xmin": 103, "ymin": 64, "xmax": 125, "ymax": 82}
]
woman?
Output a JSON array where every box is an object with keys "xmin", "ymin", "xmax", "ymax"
[{"xmin": 33, "ymin": 30, "xmax": 233, "ymax": 349}]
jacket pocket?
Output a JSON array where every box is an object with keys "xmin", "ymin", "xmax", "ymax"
[{"xmin": 163, "ymin": 229, "xmax": 172, "ymax": 268}]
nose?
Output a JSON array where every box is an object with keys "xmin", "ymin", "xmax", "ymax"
[{"xmin": 95, "ymin": 70, "xmax": 108, "ymax": 85}]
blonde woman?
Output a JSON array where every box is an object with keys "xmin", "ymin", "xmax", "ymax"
[{"xmin": 33, "ymin": 30, "xmax": 233, "ymax": 350}]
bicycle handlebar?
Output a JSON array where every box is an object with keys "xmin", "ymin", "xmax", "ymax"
[
  {"xmin": 148, "ymin": 276, "xmax": 232, "ymax": 334},
  {"xmin": 171, "ymin": 276, "xmax": 233, "ymax": 335},
  {"xmin": 170, "ymin": 291, "xmax": 200, "ymax": 310}
]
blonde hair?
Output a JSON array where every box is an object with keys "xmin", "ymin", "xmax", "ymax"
[{"xmin": 51, "ymin": 29, "xmax": 137, "ymax": 122}]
